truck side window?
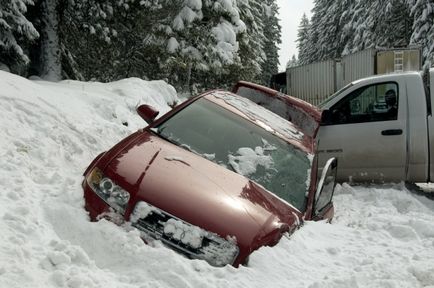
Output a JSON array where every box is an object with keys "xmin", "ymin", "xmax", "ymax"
[{"xmin": 329, "ymin": 82, "xmax": 399, "ymax": 124}]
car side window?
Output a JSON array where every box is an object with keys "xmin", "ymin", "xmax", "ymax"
[{"xmin": 328, "ymin": 82, "xmax": 399, "ymax": 124}]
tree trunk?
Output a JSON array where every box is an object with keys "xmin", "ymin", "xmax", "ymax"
[{"xmin": 40, "ymin": 0, "xmax": 61, "ymax": 81}]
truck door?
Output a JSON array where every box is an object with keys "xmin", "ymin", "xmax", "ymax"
[{"xmin": 318, "ymin": 81, "xmax": 407, "ymax": 182}]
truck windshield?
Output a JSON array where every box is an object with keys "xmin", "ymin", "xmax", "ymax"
[
  {"xmin": 152, "ymin": 97, "xmax": 312, "ymax": 211},
  {"xmin": 318, "ymin": 83, "xmax": 353, "ymax": 108}
]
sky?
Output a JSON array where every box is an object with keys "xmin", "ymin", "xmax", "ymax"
[{"xmin": 276, "ymin": 0, "xmax": 314, "ymax": 72}]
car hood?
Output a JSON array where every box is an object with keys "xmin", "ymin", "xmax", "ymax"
[{"xmin": 103, "ymin": 131, "xmax": 301, "ymax": 255}]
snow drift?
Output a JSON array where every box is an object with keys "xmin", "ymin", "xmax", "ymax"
[{"xmin": 1, "ymin": 71, "xmax": 434, "ymax": 288}]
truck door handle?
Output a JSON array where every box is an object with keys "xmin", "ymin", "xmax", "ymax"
[{"xmin": 381, "ymin": 129, "xmax": 403, "ymax": 136}]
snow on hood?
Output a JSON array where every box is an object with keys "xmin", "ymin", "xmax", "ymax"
[{"xmin": 1, "ymin": 71, "xmax": 434, "ymax": 287}]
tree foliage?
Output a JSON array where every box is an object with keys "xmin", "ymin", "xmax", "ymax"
[
  {"xmin": 297, "ymin": 0, "xmax": 434, "ymax": 68},
  {"xmin": 296, "ymin": 13, "xmax": 310, "ymax": 65},
  {"xmin": 0, "ymin": 0, "xmax": 282, "ymax": 92},
  {"xmin": 408, "ymin": 0, "xmax": 434, "ymax": 67},
  {"xmin": 260, "ymin": 0, "xmax": 281, "ymax": 85},
  {"xmin": 0, "ymin": 0, "xmax": 39, "ymax": 72}
]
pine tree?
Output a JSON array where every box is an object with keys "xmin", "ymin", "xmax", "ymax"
[
  {"xmin": 340, "ymin": 0, "xmax": 357, "ymax": 55},
  {"xmin": 378, "ymin": 0, "xmax": 412, "ymax": 48},
  {"xmin": 305, "ymin": 0, "xmax": 328, "ymax": 63},
  {"xmin": 427, "ymin": 22, "xmax": 434, "ymax": 67},
  {"xmin": 407, "ymin": 0, "xmax": 434, "ymax": 67},
  {"xmin": 0, "ymin": 0, "xmax": 283, "ymax": 91},
  {"xmin": 329, "ymin": 0, "xmax": 356, "ymax": 58},
  {"xmin": 296, "ymin": 13, "xmax": 310, "ymax": 64},
  {"xmin": 60, "ymin": 0, "xmax": 180, "ymax": 81},
  {"xmin": 286, "ymin": 55, "xmax": 298, "ymax": 68},
  {"xmin": 232, "ymin": 0, "xmax": 265, "ymax": 83},
  {"xmin": 0, "ymin": 0, "xmax": 39, "ymax": 73},
  {"xmin": 164, "ymin": 0, "xmax": 249, "ymax": 92},
  {"xmin": 260, "ymin": 0, "xmax": 281, "ymax": 84},
  {"xmin": 309, "ymin": 0, "xmax": 412, "ymax": 59},
  {"xmin": 348, "ymin": 0, "xmax": 378, "ymax": 53},
  {"xmin": 314, "ymin": 1, "xmax": 339, "ymax": 60}
]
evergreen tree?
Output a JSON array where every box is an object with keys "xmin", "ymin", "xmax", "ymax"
[
  {"xmin": 427, "ymin": 21, "xmax": 434, "ymax": 67},
  {"xmin": 232, "ymin": 0, "xmax": 265, "ymax": 83},
  {"xmin": 327, "ymin": 0, "xmax": 356, "ymax": 59},
  {"xmin": 314, "ymin": 1, "xmax": 340, "ymax": 60},
  {"xmin": 407, "ymin": 0, "xmax": 434, "ymax": 67},
  {"xmin": 296, "ymin": 13, "xmax": 310, "ymax": 65},
  {"xmin": 0, "ymin": 0, "xmax": 39, "ymax": 73},
  {"xmin": 286, "ymin": 55, "xmax": 298, "ymax": 68},
  {"xmin": 340, "ymin": 0, "xmax": 357, "ymax": 55},
  {"xmin": 305, "ymin": 0, "xmax": 328, "ymax": 63},
  {"xmin": 307, "ymin": 0, "xmax": 413, "ymax": 62},
  {"xmin": 164, "ymin": 0, "xmax": 249, "ymax": 92},
  {"xmin": 378, "ymin": 0, "xmax": 412, "ymax": 48},
  {"xmin": 260, "ymin": 0, "xmax": 281, "ymax": 84},
  {"xmin": 60, "ymin": 0, "xmax": 180, "ymax": 81},
  {"xmin": 0, "ymin": 0, "xmax": 284, "ymax": 92}
]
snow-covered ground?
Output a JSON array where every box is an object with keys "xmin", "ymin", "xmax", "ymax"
[{"xmin": 1, "ymin": 71, "xmax": 434, "ymax": 288}]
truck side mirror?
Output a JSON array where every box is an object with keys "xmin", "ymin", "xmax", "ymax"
[
  {"xmin": 314, "ymin": 157, "xmax": 338, "ymax": 216},
  {"xmin": 137, "ymin": 104, "xmax": 159, "ymax": 124},
  {"xmin": 320, "ymin": 109, "xmax": 333, "ymax": 125}
]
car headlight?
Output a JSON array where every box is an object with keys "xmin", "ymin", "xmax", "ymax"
[{"xmin": 87, "ymin": 168, "xmax": 130, "ymax": 214}]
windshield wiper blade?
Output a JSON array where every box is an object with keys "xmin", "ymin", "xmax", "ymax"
[{"xmin": 152, "ymin": 129, "xmax": 193, "ymax": 152}]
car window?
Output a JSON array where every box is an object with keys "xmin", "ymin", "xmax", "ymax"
[
  {"xmin": 153, "ymin": 97, "xmax": 312, "ymax": 212},
  {"xmin": 328, "ymin": 82, "xmax": 399, "ymax": 124}
]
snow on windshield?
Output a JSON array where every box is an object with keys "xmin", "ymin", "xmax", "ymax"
[
  {"xmin": 213, "ymin": 92, "xmax": 304, "ymax": 141},
  {"xmin": 228, "ymin": 139, "xmax": 276, "ymax": 178}
]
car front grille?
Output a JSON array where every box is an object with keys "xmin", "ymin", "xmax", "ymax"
[{"xmin": 131, "ymin": 201, "xmax": 239, "ymax": 267}]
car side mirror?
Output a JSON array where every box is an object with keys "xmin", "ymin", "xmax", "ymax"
[
  {"xmin": 314, "ymin": 157, "xmax": 338, "ymax": 216},
  {"xmin": 137, "ymin": 104, "xmax": 159, "ymax": 124},
  {"xmin": 320, "ymin": 109, "xmax": 333, "ymax": 125}
]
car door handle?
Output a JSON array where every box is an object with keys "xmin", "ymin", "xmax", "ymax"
[{"xmin": 381, "ymin": 129, "xmax": 403, "ymax": 136}]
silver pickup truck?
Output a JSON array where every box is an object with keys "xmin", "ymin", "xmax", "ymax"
[
  {"xmin": 234, "ymin": 69, "xmax": 434, "ymax": 183},
  {"xmin": 318, "ymin": 69, "xmax": 434, "ymax": 183}
]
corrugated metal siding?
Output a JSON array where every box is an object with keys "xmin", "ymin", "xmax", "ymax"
[
  {"xmin": 341, "ymin": 48, "xmax": 376, "ymax": 87},
  {"xmin": 286, "ymin": 60, "xmax": 335, "ymax": 105},
  {"xmin": 285, "ymin": 48, "xmax": 421, "ymax": 105},
  {"xmin": 377, "ymin": 49, "xmax": 421, "ymax": 74}
]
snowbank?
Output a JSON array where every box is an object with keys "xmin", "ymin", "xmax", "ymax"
[{"xmin": 1, "ymin": 71, "xmax": 434, "ymax": 288}]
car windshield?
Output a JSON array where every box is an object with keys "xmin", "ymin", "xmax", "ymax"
[{"xmin": 152, "ymin": 97, "xmax": 312, "ymax": 211}]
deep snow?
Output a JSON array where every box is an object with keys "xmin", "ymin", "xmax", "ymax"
[{"xmin": 1, "ymin": 71, "xmax": 434, "ymax": 288}]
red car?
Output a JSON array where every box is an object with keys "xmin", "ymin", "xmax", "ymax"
[{"xmin": 82, "ymin": 82, "xmax": 337, "ymax": 267}]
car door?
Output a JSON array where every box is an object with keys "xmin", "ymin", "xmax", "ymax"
[
  {"xmin": 318, "ymin": 80, "xmax": 407, "ymax": 182},
  {"xmin": 312, "ymin": 158, "xmax": 337, "ymax": 222}
]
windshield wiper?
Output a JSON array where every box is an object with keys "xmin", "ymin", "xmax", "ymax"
[{"xmin": 151, "ymin": 128, "xmax": 193, "ymax": 153}]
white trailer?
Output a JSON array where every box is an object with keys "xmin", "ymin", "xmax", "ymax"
[{"xmin": 286, "ymin": 48, "xmax": 421, "ymax": 105}]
